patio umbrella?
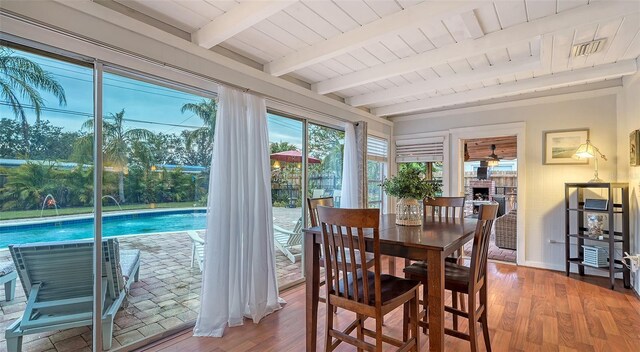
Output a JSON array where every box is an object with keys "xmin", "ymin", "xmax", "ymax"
[{"xmin": 270, "ymin": 150, "xmax": 321, "ymax": 164}]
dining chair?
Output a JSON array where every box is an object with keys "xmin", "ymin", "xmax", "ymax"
[
  {"xmin": 317, "ymin": 206, "xmax": 420, "ymax": 352},
  {"xmin": 307, "ymin": 197, "xmax": 376, "ymax": 309},
  {"xmin": 423, "ymin": 197, "xmax": 467, "ymax": 263},
  {"xmin": 403, "ymin": 203, "xmax": 499, "ymax": 352}
]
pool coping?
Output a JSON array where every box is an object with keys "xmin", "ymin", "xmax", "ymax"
[{"xmin": 0, "ymin": 207, "xmax": 207, "ymax": 229}]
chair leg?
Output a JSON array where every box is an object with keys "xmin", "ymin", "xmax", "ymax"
[
  {"xmin": 480, "ymin": 312, "xmax": 492, "ymax": 352},
  {"xmin": 403, "ymin": 301, "xmax": 409, "ymax": 341},
  {"xmin": 357, "ymin": 314, "xmax": 365, "ymax": 352},
  {"xmin": 468, "ymin": 296, "xmax": 478, "ymax": 352},
  {"xmin": 480, "ymin": 285, "xmax": 491, "ymax": 352},
  {"xmin": 325, "ymin": 300, "xmax": 334, "ymax": 352},
  {"xmin": 421, "ymin": 280, "xmax": 428, "ymax": 334},
  {"xmin": 375, "ymin": 314, "xmax": 384, "ymax": 352},
  {"xmin": 103, "ymin": 315, "xmax": 115, "ymax": 350},
  {"xmin": 6, "ymin": 335, "xmax": 22, "ymax": 352},
  {"xmin": 411, "ymin": 290, "xmax": 420, "ymax": 351},
  {"xmin": 4, "ymin": 278, "xmax": 16, "ymax": 301},
  {"xmin": 459, "ymin": 292, "xmax": 466, "ymax": 313},
  {"xmin": 451, "ymin": 290, "xmax": 459, "ymax": 331}
]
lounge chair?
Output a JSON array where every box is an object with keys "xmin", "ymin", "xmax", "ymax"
[
  {"xmin": 0, "ymin": 262, "xmax": 17, "ymax": 301},
  {"xmin": 188, "ymin": 231, "xmax": 205, "ymax": 272},
  {"xmin": 5, "ymin": 238, "xmax": 141, "ymax": 351},
  {"xmin": 273, "ymin": 217, "xmax": 303, "ymax": 263}
]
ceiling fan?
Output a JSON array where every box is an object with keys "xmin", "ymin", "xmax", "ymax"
[{"xmin": 486, "ymin": 144, "xmax": 501, "ymax": 166}]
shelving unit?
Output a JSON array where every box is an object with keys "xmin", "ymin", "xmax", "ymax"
[{"xmin": 565, "ymin": 183, "xmax": 630, "ymax": 290}]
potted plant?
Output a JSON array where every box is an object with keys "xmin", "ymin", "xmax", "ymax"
[{"xmin": 382, "ymin": 167, "xmax": 441, "ymax": 226}]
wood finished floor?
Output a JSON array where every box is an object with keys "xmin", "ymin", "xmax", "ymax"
[{"xmin": 139, "ymin": 261, "xmax": 640, "ymax": 352}]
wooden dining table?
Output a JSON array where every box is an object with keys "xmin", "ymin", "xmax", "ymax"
[{"xmin": 303, "ymin": 214, "xmax": 478, "ymax": 351}]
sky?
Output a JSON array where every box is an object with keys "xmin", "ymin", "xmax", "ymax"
[{"xmin": 0, "ymin": 47, "xmax": 304, "ymax": 148}]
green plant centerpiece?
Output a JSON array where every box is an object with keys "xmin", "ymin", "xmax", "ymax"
[{"xmin": 382, "ymin": 167, "xmax": 441, "ymax": 226}]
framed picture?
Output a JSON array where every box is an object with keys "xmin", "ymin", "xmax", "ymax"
[
  {"xmin": 544, "ymin": 129, "xmax": 589, "ymax": 164},
  {"xmin": 631, "ymin": 129, "xmax": 640, "ymax": 166}
]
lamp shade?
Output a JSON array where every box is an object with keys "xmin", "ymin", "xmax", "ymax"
[
  {"xmin": 574, "ymin": 140, "xmax": 596, "ymax": 159},
  {"xmin": 487, "ymin": 159, "xmax": 499, "ymax": 167}
]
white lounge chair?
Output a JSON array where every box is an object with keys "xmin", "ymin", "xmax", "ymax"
[
  {"xmin": 5, "ymin": 238, "xmax": 140, "ymax": 352},
  {"xmin": 0, "ymin": 262, "xmax": 16, "ymax": 301},
  {"xmin": 188, "ymin": 231, "xmax": 205, "ymax": 272},
  {"xmin": 273, "ymin": 217, "xmax": 303, "ymax": 263}
]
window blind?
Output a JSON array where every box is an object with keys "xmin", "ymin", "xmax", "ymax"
[
  {"xmin": 367, "ymin": 136, "xmax": 388, "ymax": 162},
  {"xmin": 396, "ymin": 136, "xmax": 444, "ymax": 163}
]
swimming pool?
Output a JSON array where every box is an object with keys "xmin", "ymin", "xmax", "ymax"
[{"xmin": 0, "ymin": 209, "xmax": 206, "ymax": 249}]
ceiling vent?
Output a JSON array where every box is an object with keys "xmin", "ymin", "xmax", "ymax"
[{"xmin": 571, "ymin": 39, "xmax": 606, "ymax": 57}]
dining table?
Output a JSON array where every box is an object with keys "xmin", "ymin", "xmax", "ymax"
[{"xmin": 303, "ymin": 213, "xmax": 478, "ymax": 352}]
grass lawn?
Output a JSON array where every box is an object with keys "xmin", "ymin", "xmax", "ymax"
[{"xmin": 0, "ymin": 202, "xmax": 196, "ymax": 221}]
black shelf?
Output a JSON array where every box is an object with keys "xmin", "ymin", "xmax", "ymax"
[
  {"xmin": 566, "ymin": 234, "xmax": 624, "ymax": 243},
  {"xmin": 566, "ymin": 258, "xmax": 625, "ymax": 273},
  {"xmin": 566, "ymin": 208, "xmax": 623, "ymax": 214},
  {"xmin": 565, "ymin": 182, "xmax": 630, "ymax": 290}
]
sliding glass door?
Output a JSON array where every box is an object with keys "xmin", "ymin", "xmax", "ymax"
[{"xmin": 268, "ymin": 112, "xmax": 304, "ymax": 287}]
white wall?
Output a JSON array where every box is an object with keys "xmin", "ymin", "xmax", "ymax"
[
  {"xmin": 617, "ymin": 69, "xmax": 640, "ymax": 293},
  {"xmin": 394, "ymin": 94, "xmax": 619, "ymax": 271}
]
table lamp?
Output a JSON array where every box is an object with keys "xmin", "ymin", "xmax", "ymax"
[{"xmin": 573, "ymin": 139, "xmax": 607, "ymax": 182}]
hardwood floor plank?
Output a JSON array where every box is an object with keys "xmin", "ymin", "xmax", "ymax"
[{"xmin": 138, "ymin": 263, "xmax": 639, "ymax": 352}]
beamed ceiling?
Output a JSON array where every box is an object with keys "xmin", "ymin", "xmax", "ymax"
[
  {"xmin": 465, "ymin": 136, "xmax": 517, "ymax": 161},
  {"xmin": 92, "ymin": 0, "xmax": 639, "ymax": 117}
]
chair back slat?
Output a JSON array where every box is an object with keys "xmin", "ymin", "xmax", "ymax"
[
  {"xmin": 424, "ymin": 197, "xmax": 465, "ymax": 221},
  {"xmin": 9, "ymin": 239, "xmax": 123, "ymax": 303},
  {"xmin": 469, "ymin": 204, "xmax": 499, "ymax": 292},
  {"xmin": 307, "ymin": 197, "xmax": 334, "ymax": 227},
  {"xmin": 318, "ymin": 207, "xmax": 380, "ymax": 306}
]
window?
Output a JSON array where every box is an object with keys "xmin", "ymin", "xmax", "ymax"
[
  {"xmin": 307, "ymin": 123, "xmax": 345, "ymax": 206},
  {"xmin": 367, "ymin": 136, "xmax": 388, "ymax": 209}
]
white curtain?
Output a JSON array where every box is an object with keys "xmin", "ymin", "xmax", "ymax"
[
  {"xmin": 341, "ymin": 123, "xmax": 359, "ymax": 208},
  {"xmin": 194, "ymin": 86, "xmax": 282, "ymax": 338}
]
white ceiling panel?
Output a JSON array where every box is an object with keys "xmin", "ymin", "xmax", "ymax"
[
  {"xmin": 284, "ymin": 2, "xmax": 341, "ymax": 39},
  {"xmin": 398, "ymin": 27, "xmax": 436, "ymax": 54},
  {"xmin": 494, "ymin": 1, "xmax": 528, "ymax": 29},
  {"xmin": 364, "ymin": 0, "xmax": 403, "ymax": 17},
  {"xmin": 378, "ymin": 35, "xmax": 417, "ymax": 58},
  {"xmin": 525, "ymin": 0, "xmax": 557, "ymax": 21},
  {"xmin": 333, "ymin": 0, "xmax": 380, "ymax": 26},
  {"xmin": 362, "ymin": 42, "xmax": 400, "ymax": 63},
  {"xmin": 267, "ymin": 12, "xmax": 325, "ymax": 46},
  {"xmin": 557, "ymin": 0, "xmax": 589, "ymax": 13},
  {"xmin": 103, "ymin": 0, "xmax": 639, "ymax": 117},
  {"xmin": 420, "ymin": 20, "xmax": 456, "ymax": 48},
  {"xmin": 302, "ymin": 1, "xmax": 360, "ymax": 33},
  {"xmin": 473, "ymin": 1, "xmax": 503, "ymax": 34}
]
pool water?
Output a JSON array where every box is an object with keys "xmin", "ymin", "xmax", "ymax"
[{"xmin": 0, "ymin": 210, "xmax": 207, "ymax": 249}]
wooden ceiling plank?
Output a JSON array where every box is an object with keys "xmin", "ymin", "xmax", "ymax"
[
  {"xmin": 192, "ymin": 0, "xmax": 296, "ymax": 49},
  {"xmin": 264, "ymin": 1, "xmax": 485, "ymax": 76},
  {"xmin": 375, "ymin": 59, "xmax": 637, "ymax": 116},
  {"xmin": 312, "ymin": 1, "xmax": 638, "ymax": 94},
  {"xmin": 347, "ymin": 54, "xmax": 540, "ymax": 106}
]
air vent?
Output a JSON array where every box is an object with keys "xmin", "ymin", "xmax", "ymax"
[{"xmin": 571, "ymin": 39, "xmax": 606, "ymax": 57}]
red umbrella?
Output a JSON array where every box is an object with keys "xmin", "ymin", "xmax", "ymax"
[{"xmin": 270, "ymin": 150, "xmax": 321, "ymax": 164}]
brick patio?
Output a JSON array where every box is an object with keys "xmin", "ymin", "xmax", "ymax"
[
  {"xmin": 463, "ymin": 228, "xmax": 517, "ymax": 263},
  {"xmin": 0, "ymin": 208, "xmax": 304, "ymax": 352}
]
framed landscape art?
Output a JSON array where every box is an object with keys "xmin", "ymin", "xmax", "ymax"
[{"xmin": 544, "ymin": 129, "xmax": 589, "ymax": 165}]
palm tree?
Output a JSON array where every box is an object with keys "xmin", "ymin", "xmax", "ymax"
[
  {"xmin": 83, "ymin": 109, "xmax": 153, "ymax": 203},
  {"xmin": 0, "ymin": 47, "xmax": 66, "ymax": 138},
  {"xmin": 180, "ymin": 99, "xmax": 217, "ymax": 165}
]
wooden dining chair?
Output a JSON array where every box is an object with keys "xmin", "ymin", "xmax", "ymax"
[
  {"xmin": 403, "ymin": 203, "xmax": 499, "ymax": 352},
  {"xmin": 423, "ymin": 197, "xmax": 467, "ymax": 263},
  {"xmin": 317, "ymin": 206, "xmax": 420, "ymax": 352},
  {"xmin": 307, "ymin": 197, "xmax": 375, "ymax": 309}
]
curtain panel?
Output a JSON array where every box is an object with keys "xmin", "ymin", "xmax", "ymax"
[{"xmin": 194, "ymin": 86, "xmax": 281, "ymax": 338}]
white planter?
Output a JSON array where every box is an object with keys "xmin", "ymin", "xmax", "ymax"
[{"xmin": 395, "ymin": 198, "xmax": 422, "ymax": 226}]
